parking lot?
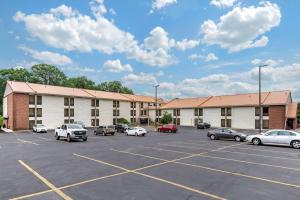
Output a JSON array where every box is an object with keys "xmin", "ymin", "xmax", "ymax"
[{"xmin": 1, "ymin": 127, "xmax": 300, "ymax": 200}]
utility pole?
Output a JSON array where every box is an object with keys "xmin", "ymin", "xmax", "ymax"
[
  {"xmin": 259, "ymin": 64, "xmax": 268, "ymax": 133},
  {"xmin": 154, "ymin": 84, "xmax": 160, "ymax": 127}
]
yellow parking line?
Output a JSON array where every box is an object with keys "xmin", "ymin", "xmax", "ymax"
[
  {"xmin": 73, "ymin": 153, "xmax": 226, "ymax": 200},
  {"xmin": 15, "ymin": 160, "xmax": 72, "ymax": 200},
  {"xmin": 17, "ymin": 139, "xmax": 39, "ymax": 146},
  {"xmin": 112, "ymin": 149, "xmax": 300, "ymax": 189}
]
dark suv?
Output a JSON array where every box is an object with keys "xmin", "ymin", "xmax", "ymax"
[
  {"xmin": 197, "ymin": 122, "xmax": 211, "ymax": 129},
  {"xmin": 94, "ymin": 126, "xmax": 115, "ymax": 136},
  {"xmin": 115, "ymin": 124, "xmax": 128, "ymax": 133}
]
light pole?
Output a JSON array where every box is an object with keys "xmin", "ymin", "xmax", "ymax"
[
  {"xmin": 154, "ymin": 84, "xmax": 160, "ymax": 127},
  {"xmin": 259, "ymin": 64, "xmax": 268, "ymax": 133}
]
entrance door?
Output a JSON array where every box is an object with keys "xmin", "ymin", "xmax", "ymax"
[{"xmin": 286, "ymin": 119, "xmax": 294, "ymax": 130}]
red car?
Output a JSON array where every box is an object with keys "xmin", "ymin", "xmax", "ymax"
[{"xmin": 157, "ymin": 124, "xmax": 177, "ymax": 133}]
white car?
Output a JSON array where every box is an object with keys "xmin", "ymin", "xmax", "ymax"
[
  {"xmin": 246, "ymin": 129, "xmax": 300, "ymax": 149},
  {"xmin": 125, "ymin": 127, "xmax": 147, "ymax": 136},
  {"xmin": 33, "ymin": 124, "xmax": 47, "ymax": 133},
  {"xmin": 55, "ymin": 124, "xmax": 88, "ymax": 142}
]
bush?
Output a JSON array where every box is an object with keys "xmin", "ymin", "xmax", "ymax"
[
  {"xmin": 117, "ymin": 118, "xmax": 129, "ymax": 125},
  {"xmin": 0, "ymin": 115, "xmax": 3, "ymax": 127},
  {"xmin": 160, "ymin": 111, "xmax": 172, "ymax": 124}
]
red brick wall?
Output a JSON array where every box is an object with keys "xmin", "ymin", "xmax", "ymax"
[
  {"xmin": 13, "ymin": 93, "xmax": 29, "ymax": 130},
  {"xmin": 269, "ymin": 106, "xmax": 286, "ymax": 129}
]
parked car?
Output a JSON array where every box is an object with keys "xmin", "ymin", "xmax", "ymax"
[
  {"xmin": 33, "ymin": 124, "xmax": 47, "ymax": 133},
  {"xmin": 246, "ymin": 129, "xmax": 300, "ymax": 149},
  {"xmin": 74, "ymin": 121, "xmax": 86, "ymax": 129},
  {"xmin": 157, "ymin": 124, "xmax": 177, "ymax": 133},
  {"xmin": 125, "ymin": 127, "xmax": 147, "ymax": 136},
  {"xmin": 197, "ymin": 122, "xmax": 211, "ymax": 129},
  {"xmin": 55, "ymin": 124, "xmax": 88, "ymax": 142},
  {"xmin": 94, "ymin": 125, "xmax": 115, "ymax": 136},
  {"xmin": 207, "ymin": 128, "xmax": 247, "ymax": 142},
  {"xmin": 115, "ymin": 124, "xmax": 128, "ymax": 133}
]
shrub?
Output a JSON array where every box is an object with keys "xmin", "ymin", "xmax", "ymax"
[
  {"xmin": 0, "ymin": 115, "xmax": 3, "ymax": 127},
  {"xmin": 117, "ymin": 118, "xmax": 129, "ymax": 125},
  {"xmin": 160, "ymin": 111, "xmax": 172, "ymax": 124}
]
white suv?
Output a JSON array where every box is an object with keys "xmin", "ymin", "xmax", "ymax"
[{"xmin": 55, "ymin": 124, "xmax": 88, "ymax": 142}]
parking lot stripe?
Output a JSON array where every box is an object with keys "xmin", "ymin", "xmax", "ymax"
[
  {"xmin": 73, "ymin": 153, "xmax": 226, "ymax": 200},
  {"xmin": 143, "ymin": 146, "xmax": 193, "ymax": 155},
  {"xmin": 112, "ymin": 149, "xmax": 300, "ymax": 189},
  {"xmin": 16, "ymin": 160, "xmax": 72, "ymax": 200},
  {"xmin": 17, "ymin": 139, "xmax": 39, "ymax": 146}
]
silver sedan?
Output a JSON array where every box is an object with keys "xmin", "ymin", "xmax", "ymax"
[{"xmin": 246, "ymin": 129, "xmax": 300, "ymax": 149}]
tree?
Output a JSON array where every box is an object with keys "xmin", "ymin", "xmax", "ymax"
[
  {"xmin": 96, "ymin": 81, "xmax": 134, "ymax": 94},
  {"xmin": 31, "ymin": 64, "xmax": 67, "ymax": 86},
  {"xmin": 160, "ymin": 111, "xmax": 172, "ymax": 124},
  {"xmin": 66, "ymin": 76, "xmax": 95, "ymax": 89},
  {"xmin": 117, "ymin": 118, "xmax": 129, "ymax": 124}
]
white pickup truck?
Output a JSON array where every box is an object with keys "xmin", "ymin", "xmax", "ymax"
[{"xmin": 55, "ymin": 124, "xmax": 88, "ymax": 142}]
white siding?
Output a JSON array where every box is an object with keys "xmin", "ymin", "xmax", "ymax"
[
  {"xmin": 149, "ymin": 110, "xmax": 156, "ymax": 122},
  {"xmin": 99, "ymin": 100, "xmax": 113, "ymax": 126},
  {"xmin": 232, "ymin": 107, "xmax": 255, "ymax": 129},
  {"xmin": 42, "ymin": 95, "xmax": 64, "ymax": 129},
  {"xmin": 74, "ymin": 98, "xmax": 91, "ymax": 127},
  {"xmin": 3, "ymin": 84, "xmax": 12, "ymax": 97},
  {"xmin": 120, "ymin": 101, "xmax": 130, "ymax": 121},
  {"xmin": 3, "ymin": 96, "xmax": 7, "ymax": 117},
  {"xmin": 180, "ymin": 109, "xmax": 194, "ymax": 126},
  {"xmin": 203, "ymin": 108, "xmax": 220, "ymax": 127}
]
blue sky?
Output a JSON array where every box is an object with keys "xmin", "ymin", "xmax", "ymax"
[{"xmin": 1, "ymin": 0, "xmax": 300, "ymax": 100}]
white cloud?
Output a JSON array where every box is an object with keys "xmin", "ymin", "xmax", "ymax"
[
  {"xmin": 201, "ymin": 1, "xmax": 281, "ymax": 52},
  {"xmin": 210, "ymin": 0, "xmax": 237, "ymax": 8},
  {"xmin": 13, "ymin": 1, "xmax": 179, "ymax": 67},
  {"xmin": 156, "ymin": 70, "xmax": 164, "ymax": 77},
  {"xmin": 19, "ymin": 46, "xmax": 72, "ymax": 66},
  {"xmin": 188, "ymin": 53, "xmax": 218, "ymax": 62},
  {"xmin": 175, "ymin": 39, "xmax": 200, "ymax": 51},
  {"xmin": 251, "ymin": 58, "xmax": 283, "ymax": 66},
  {"xmin": 102, "ymin": 59, "xmax": 133, "ymax": 73},
  {"xmin": 123, "ymin": 72, "xmax": 157, "ymax": 85},
  {"xmin": 151, "ymin": 0, "xmax": 177, "ymax": 12}
]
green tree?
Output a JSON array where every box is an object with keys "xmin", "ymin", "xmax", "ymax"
[
  {"xmin": 31, "ymin": 64, "xmax": 67, "ymax": 86},
  {"xmin": 160, "ymin": 111, "xmax": 172, "ymax": 124},
  {"xmin": 117, "ymin": 118, "xmax": 129, "ymax": 124},
  {"xmin": 96, "ymin": 81, "xmax": 134, "ymax": 94},
  {"xmin": 66, "ymin": 76, "xmax": 95, "ymax": 89}
]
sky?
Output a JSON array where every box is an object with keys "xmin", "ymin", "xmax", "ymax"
[{"xmin": 1, "ymin": 0, "xmax": 300, "ymax": 100}]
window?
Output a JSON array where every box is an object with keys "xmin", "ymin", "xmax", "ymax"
[
  {"xmin": 69, "ymin": 119, "xmax": 74, "ymax": 123},
  {"xmin": 173, "ymin": 118, "xmax": 176, "ymax": 124},
  {"xmin": 194, "ymin": 118, "xmax": 199, "ymax": 125},
  {"xmin": 159, "ymin": 110, "xmax": 161, "ymax": 116},
  {"xmin": 221, "ymin": 119, "xmax": 226, "ymax": 127},
  {"xmin": 91, "ymin": 119, "xmax": 95, "ymax": 126},
  {"xmin": 199, "ymin": 108, "xmax": 203, "ymax": 116},
  {"xmin": 96, "ymin": 109, "xmax": 99, "ymax": 116},
  {"xmin": 70, "ymin": 98, "xmax": 74, "ymax": 106},
  {"xmin": 141, "ymin": 103, "xmax": 144, "ymax": 108},
  {"xmin": 29, "ymin": 120, "xmax": 35, "ymax": 129},
  {"xmin": 36, "ymin": 120, "xmax": 42, "ymax": 124},
  {"xmin": 263, "ymin": 107, "xmax": 269, "ymax": 116},
  {"xmin": 37, "ymin": 96, "xmax": 42, "ymax": 105},
  {"xmin": 221, "ymin": 108, "xmax": 226, "ymax": 116},
  {"xmin": 37, "ymin": 108, "xmax": 42, "ymax": 117},
  {"xmin": 113, "ymin": 101, "xmax": 119, "ymax": 108},
  {"xmin": 255, "ymin": 107, "xmax": 260, "ymax": 116},
  {"xmin": 130, "ymin": 118, "xmax": 136, "ymax": 123},
  {"xmin": 96, "ymin": 119, "xmax": 99, "ymax": 126},
  {"xmin": 194, "ymin": 108, "xmax": 198, "ymax": 116},
  {"xmin": 91, "ymin": 109, "xmax": 95, "ymax": 117},
  {"xmin": 64, "ymin": 119, "xmax": 69, "ymax": 124},
  {"xmin": 130, "ymin": 102, "xmax": 136, "ymax": 108},
  {"xmin": 227, "ymin": 119, "xmax": 232, "ymax": 128},
  {"xmin": 29, "ymin": 95, "xmax": 35, "ymax": 105},
  {"xmin": 131, "ymin": 110, "xmax": 134, "ymax": 116},
  {"xmin": 173, "ymin": 109, "xmax": 176, "ymax": 116},
  {"xmin": 176, "ymin": 118, "xmax": 180, "ymax": 125},
  {"xmin": 64, "ymin": 98, "xmax": 69, "ymax": 106},
  {"xmin": 113, "ymin": 118, "xmax": 117, "ymax": 125},
  {"xmin": 29, "ymin": 108, "xmax": 35, "ymax": 117},
  {"xmin": 91, "ymin": 99, "xmax": 95, "ymax": 107},
  {"xmin": 263, "ymin": 120, "xmax": 269, "ymax": 129},
  {"xmin": 70, "ymin": 109, "xmax": 74, "ymax": 117},
  {"xmin": 177, "ymin": 109, "xmax": 180, "ymax": 116},
  {"xmin": 96, "ymin": 99, "xmax": 99, "ymax": 107},
  {"xmin": 64, "ymin": 109, "xmax": 69, "ymax": 117},
  {"xmin": 227, "ymin": 108, "xmax": 231, "ymax": 116},
  {"xmin": 255, "ymin": 120, "xmax": 260, "ymax": 129},
  {"xmin": 113, "ymin": 110, "xmax": 120, "ymax": 116}
]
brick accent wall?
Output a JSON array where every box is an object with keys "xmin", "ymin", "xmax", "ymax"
[
  {"xmin": 13, "ymin": 93, "xmax": 29, "ymax": 130},
  {"xmin": 269, "ymin": 105, "xmax": 286, "ymax": 129}
]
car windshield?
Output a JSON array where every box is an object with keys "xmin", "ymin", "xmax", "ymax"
[
  {"xmin": 36, "ymin": 124, "xmax": 45, "ymax": 127},
  {"xmin": 226, "ymin": 129, "xmax": 236, "ymax": 133},
  {"xmin": 67, "ymin": 124, "xmax": 82, "ymax": 129}
]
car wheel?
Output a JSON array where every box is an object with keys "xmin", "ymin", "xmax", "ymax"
[
  {"xmin": 234, "ymin": 136, "xmax": 241, "ymax": 142},
  {"xmin": 67, "ymin": 134, "xmax": 71, "ymax": 143},
  {"xmin": 94, "ymin": 131, "xmax": 97, "ymax": 135},
  {"xmin": 252, "ymin": 138, "xmax": 261, "ymax": 145},
  {"xmin": 55, "ymin": 133, "xmax": 60, "ymax": 140},
  {"xmin": 83, "ymin": 138, "xmax": 87, "ymax": 142},
  {"xmin": 291, "ymin": 140, "xmax": 300, "ymax": 149},
  {"xmin": 168, "ymin": 130, "xmax": 172, "ymax": 133},
  {"xmin": 102, "ymin": 132, "xmax": 105, "ymax": 136},
  {"xmin": 210, "ymin": 135, "xmax": 216, "ymax": 140}
]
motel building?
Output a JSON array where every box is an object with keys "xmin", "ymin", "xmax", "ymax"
[
  {"xmin": 2, "ymin": 81, "xmax": 298, "ymax": 131},
  {"xmin": 148, "ymin": 91, "xmax": 298, "ymax": 130}
]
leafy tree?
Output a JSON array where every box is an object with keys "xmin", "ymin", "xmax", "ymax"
[
  {"xmin": 96, "ymin": 81, "xmax": 134, "ymax": 94},
  {"xmin": 66, "ymin": 76, "xmax": 95, "ymax": 89},
  {"xmin": 31, "ymin": 64, "xmax": 67, "ymax": 86},
  {"xmin": 117, "ymin": 118, "xmax": 129, "ymax": 124},
  {"xmin": 0, "ymin": 115, "xmax": 3, "ymax": 127},
  {"xmin": 160, "ymin": 111, "xmax": 172, "ymax": 124}
]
